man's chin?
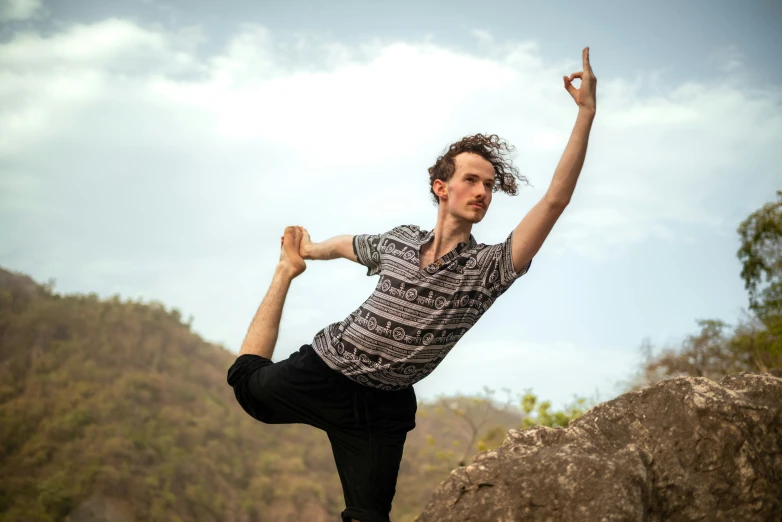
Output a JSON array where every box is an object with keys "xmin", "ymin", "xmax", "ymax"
[{"xmin": 452, "ymin": 210, "xmax": 484, "ymax": 223}]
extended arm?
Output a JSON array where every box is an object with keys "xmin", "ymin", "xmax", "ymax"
[
  {"xmin": 301, "ymin": 232, "xmax": 358, "ymax": 263},
  {"xmin": 510, "ymin": 47, "xmax": 597, "ymax": 273}
]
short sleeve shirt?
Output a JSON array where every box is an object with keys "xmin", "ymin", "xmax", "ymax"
[{"xmin": 310, "ymin": 224, "xmax": 532, "ymax": 390}]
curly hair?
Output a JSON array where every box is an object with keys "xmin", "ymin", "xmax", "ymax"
[{"xmin": 428, "ymin": 133, "xmax": 530, "ymax": 207}]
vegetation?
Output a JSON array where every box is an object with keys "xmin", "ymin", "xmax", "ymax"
[{"xmin": 0, "ymin": 190, "xmax": 778, "ymax": 521}]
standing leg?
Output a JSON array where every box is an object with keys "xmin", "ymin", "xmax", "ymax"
[
  {"xmin": 239, "ymin": 226, "xmax": 306, "ymax": 359},
  {"xmin": 330, "ymin": 387, "xmax": 417, "ymax": 522},
  {"xmin": 329, "ymin": 429, "xmax": 407, "ymax": 522}
]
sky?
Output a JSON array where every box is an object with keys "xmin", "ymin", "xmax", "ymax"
[{"xmin": 1, "ymin": 0, "xmax": 780, "ymax": 410}]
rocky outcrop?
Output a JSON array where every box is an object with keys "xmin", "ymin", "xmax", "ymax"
[{"xmin": 416, "ymin": 373, "xmax": 782, "ymax": 522}]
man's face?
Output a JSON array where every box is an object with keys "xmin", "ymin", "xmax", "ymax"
[{"xmin": 439, "ymin": 152, "xmax": 495, "ymax": 222}]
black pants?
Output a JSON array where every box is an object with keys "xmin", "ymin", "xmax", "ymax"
[{"xmin": 227, "ymin": 344, "xmax": 417, "ymax": 522}]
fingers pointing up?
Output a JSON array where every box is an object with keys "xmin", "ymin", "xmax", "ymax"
[
  {"xmin": 583, "ymin": 47, "xmax": 591, "ymax": 73},
  {"xmin": 564, "ymin": 47, "xmax": 596, "ymax": 111}
]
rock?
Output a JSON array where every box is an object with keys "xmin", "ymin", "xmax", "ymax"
[{"xmin": 416, "ymin": 373, "xmax": 782, "ymax": 522}]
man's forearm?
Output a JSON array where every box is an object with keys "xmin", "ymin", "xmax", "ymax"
[
  {"xmin": 307, "ymin": 235, "xmax": 352, "ymax": 260},
  {"xmin": 546, "ymin": 107, "xmax": 596, "ymax": 206}
]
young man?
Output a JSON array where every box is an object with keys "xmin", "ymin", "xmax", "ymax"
[{"xmin": 227, "ymin": 48, "xmax": 597, "ymax": 522}]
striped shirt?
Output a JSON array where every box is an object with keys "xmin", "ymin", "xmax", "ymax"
[{"xmin": 310, "ymin": 224, "xmax": 532, "ymax": 390}]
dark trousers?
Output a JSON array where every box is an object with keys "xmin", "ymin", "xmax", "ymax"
[{"xmin": 227, "ymin": 344, "xmax": 417, "ymax": 522}]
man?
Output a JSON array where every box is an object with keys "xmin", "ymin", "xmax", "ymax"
[{"xmin": 227, "ymin": 47, "xmax": 597, "ymax": 522}]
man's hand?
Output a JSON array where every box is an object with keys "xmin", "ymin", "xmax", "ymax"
[
  {"xmin": 564, "ymin": 47, "xmax": 597, "ymax": 112},
  {"xmin": 278, "ymin": 226, "xmax": 306, "ymax": 279},
  {"xmin": 298, "ymin": 227, "xmax": 313, "ymax": 259}
]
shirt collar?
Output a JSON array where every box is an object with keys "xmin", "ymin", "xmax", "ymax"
[{"xmin": 420, "ymin": 228, "xmax": 477, "ymax": 252}]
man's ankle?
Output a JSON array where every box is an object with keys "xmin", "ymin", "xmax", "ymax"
[{"xmin": 274, "ymin": 263, "xmax": 297, "ymax": 281}]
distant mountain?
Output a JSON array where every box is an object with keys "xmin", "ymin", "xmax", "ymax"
[{"xmin": 0, "ymin": 266, "xmax": 520, "ymax": 522}]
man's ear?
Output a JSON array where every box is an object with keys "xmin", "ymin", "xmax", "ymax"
[{"xmin": 433, "ymin": 179, "xmax": 448, "ymax": 201}]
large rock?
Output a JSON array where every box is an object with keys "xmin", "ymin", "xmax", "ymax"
[{"xmin": 416, "ymin": 373, "xmax": 782, "ymax": 522}]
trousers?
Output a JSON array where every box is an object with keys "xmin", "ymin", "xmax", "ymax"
[{"xmin": 227, "ymin": 344, "xmax": 417, "ymax": 522}]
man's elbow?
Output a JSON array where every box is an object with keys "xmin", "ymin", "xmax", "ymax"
[{"xmin": 544, "ymin": 193, "xmax": 570, "ymax": 210}]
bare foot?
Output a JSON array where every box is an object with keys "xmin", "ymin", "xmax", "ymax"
[
  {"xmin": 281, "ymin": 226, "xmax": 313, "ymax": 259},
  {"xmin": 279, "ymin": 226, "xmax": 306, "ymax": 279}
]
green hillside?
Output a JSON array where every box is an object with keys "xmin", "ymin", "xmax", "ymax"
[{"xmin": 0, "ymin": 267, "xmax": 531, "ymax": 522}]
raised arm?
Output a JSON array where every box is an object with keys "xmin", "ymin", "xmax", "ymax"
[{"xmin": 509, "ymin": 47, "xmax": 597, "ymax": 273}]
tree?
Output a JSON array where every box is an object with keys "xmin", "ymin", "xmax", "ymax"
[
  {"xmin": 437, "ymin": 386, "xmax": 514, "ymax": 466},
  {"xmin": 738, "ymin": 189, "xmax": 782, "ymax": 358},
  {"xmin": 517, "ymin": 390, "xmax": 593, "ymax": 430},
  {"xmin": 738, "ymin": 191, "xmax": 782, "ymax": 311}
]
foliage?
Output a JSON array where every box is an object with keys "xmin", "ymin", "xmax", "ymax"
[
  {"xmin": 420, "ymin": 385, "xmax": 595, "ymax": 474},
  {"xmin": 0, "ymin": 269, "xmax": 346, "ymax": 521},
  {"xmin": 518, "ymin": 391, "xmax": 594, "ymax": 430},
  {"xmin": 738, "ymin": 189, "xmax": 782, "ymax": 355},
  {"xmin": 434, "ymin": 386, "xmax": 514, "ymax": 465}
]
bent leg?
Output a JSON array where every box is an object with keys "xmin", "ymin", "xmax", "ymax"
[
  {"xmin": 240, "ymin": 225, "xmax": 306, "ymax": 359},
  {"xmin": 228, "ymin": 344, "xmax": 359, "ymax": 429},
  {"xmin": 239, "ymin": 265, "xmax": 295, "ymax": 359}
]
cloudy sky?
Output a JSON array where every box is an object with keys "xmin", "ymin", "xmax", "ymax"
[{"xmin": 1, "ymin": 0, "xmax": 780, "ymax": 409}]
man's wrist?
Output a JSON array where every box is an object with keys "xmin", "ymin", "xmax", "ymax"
[
  {"xmin": 304, "ymin": 242, "xmax": 320, "ymax": 260},
  {"xmin": 578, "ymin": 106, "xmax": 596, "ymax": 119}
]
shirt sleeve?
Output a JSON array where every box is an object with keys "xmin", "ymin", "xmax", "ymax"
[
  {"xmin": 485, "ymin": 230, "xmax": 532, "ymax": 292},
  {"xmin": 353, "ymin": 229, "xmax": 392, "ymax": 277}
]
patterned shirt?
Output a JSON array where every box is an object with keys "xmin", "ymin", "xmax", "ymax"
[{"xmin": 310, "ymin": 224, "xmax": 532, "ymax": 390}]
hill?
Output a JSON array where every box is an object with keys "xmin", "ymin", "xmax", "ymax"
[{"xmin": 0, "ymin": 266, "xmax": 524, "ymax": 521}]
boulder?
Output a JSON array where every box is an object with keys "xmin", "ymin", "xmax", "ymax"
[{"xmin": 416, "ymin": 373, "xmax": 782, "ymax": 522}]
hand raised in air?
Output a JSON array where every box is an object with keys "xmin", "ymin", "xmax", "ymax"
[{"xmin": 564, "ymin": 47, "xmax": 597, "ymax": 112}]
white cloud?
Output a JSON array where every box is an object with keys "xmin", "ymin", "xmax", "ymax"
[
  {"xmin": 3, "ymin": 23, "xmax": 778, "ymax": 254},
  {"xmin": 0, "ymin": 19, "xmax": 174, "ymax": 158},
  {"xmin": 0, "ymin": 0, "xmax": 42, "ymax": 21},
  {"xmin": 0, "ymin": 18, "xmax": 165, "ymax": 67},
  {"xmin": 471, "ymin": 29, "xmax": 494, "ymax": 45},
  {"xmin": 1, "ymin": 23, "xmax": 778, "ymax": 252},
  {"xmin": 0, "ymin": 21, "xmax": 777, "ymax": 259},
  {"xmin": 709, "ymin": 44, "xmax": 744, "ymax": 73}
]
